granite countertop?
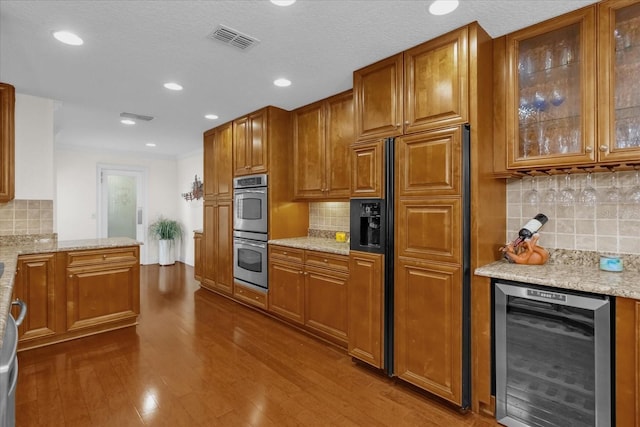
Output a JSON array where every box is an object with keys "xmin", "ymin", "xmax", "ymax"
[
  {"xmin": 475, "ymin": 249, "xmax": 640, "ymax": 300},
  {"xmin": 0, "ymin": 236, "xmax": 141, "ymax": 351},
  {"xmin": 268, "ymin": 237, "xmax": 350, "ymax": 256}
]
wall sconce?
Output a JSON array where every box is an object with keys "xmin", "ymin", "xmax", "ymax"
[{"xmin": 182, "ymin": 175, "xmax": 203, "ymax": 201}]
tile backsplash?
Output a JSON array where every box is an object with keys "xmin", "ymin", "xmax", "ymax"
[
  {"xmin": 0, "ymin": 200, "xmax": 54, "ymax": 236},
  {"xmin": 507, "ymin": 171, "xmax": 640, "ymax": 254},
  {"xmin": 309, "ymin": 202, "xmax": 350, "ymax": 234}
]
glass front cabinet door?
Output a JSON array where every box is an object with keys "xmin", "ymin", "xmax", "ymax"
[
  {"xmin": 506, "ymin": 7, "xmax": 597, "ymax": 169},
  {"xmin": 599, "ymin": 0, "xmax": 640, "ymax": 163}
]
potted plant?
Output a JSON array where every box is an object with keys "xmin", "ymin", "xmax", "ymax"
[{"xmin": 148, "ymin": 216, "xmax": 183, "ymax": 266}]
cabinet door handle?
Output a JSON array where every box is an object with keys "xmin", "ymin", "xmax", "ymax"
[
  {"xmin": 585, "ymin": 146, "xmax": 593, "ymax": 153},
  {"xmin": 103, "ymin": 255, "xmax": 107, "ymax": 260},
  {"xmin": 69, "ymin": 275, "xmax": 73, "ymax": 278},
  {"xmin": 599, "ymin": 145, "xmax": 608, "ymax": 152},
  {"xmin": 404, "ymin": 120, "xmax": 409, "ymax": 125},
  {"xmin": 323, "ymin": 259, "xmax": 328, "ymax": 263}
]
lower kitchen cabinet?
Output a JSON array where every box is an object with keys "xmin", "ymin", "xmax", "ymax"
[
  {"xmin": 12, "ymin": 245, "xmax": 141, "ymax": 351},
  {"xmin": 202, "ymin": 199, "xmax": 233, "ymax": 296},
  {"xmin": 11, "ymin": 253, "xmax": 58, "ymax": 343},
  {"xmin": 233, "ymin": 282, "xmax": 268, "ymax": 309},
  {"xmin": 616, "ymin": 296, "xmax": 640, "ymax": 426},
  {"xmin": 268, "ymin": 253, "xmax": 305, "ymax": 325},
  {"xmin": 268, "ymin": 245, "xmax": 349, "ymax": 346},
  {"xmin": 194, "ymin": 231, "xmax": 202, "ymax": 281},
  {"xmin": 394, "ymin": 258, "xmax": 463, "ymax": 406},
  {"xmin": 347, "ymin": 251, "xmax": 384, "ymax": 369},
  {"xmin": 66, "ymin": 248, "xmax": 140, "ymax": 333}
]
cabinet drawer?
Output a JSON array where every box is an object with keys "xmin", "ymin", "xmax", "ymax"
[
  {"xmin": 269, "ymin": 245, "xmax": 304, "ymax": 264},
  {"xmin": 234, "ymin": 282, "xmax": 268, "ymax": 309},
  {"xmin": 305, "ymin": 251, "xmax": 349, "ymax": 273},
  {"xmin": 67, "ymin": 246, "xmax": 139, "ymax": 266}
]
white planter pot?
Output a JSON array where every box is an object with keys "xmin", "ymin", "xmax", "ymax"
[{"xmin": 158, "ymin": 239, "xmax": 175, "ymax": 266}]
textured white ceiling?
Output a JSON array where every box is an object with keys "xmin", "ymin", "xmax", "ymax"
[{"xmin": 0, "ymin": 0, "xmax": 598, "ymax": 157}]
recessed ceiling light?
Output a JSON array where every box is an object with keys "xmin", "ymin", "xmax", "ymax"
[
  {"xmin": 163, "ymin": 82, "xmax": 183, "ymax": 91},
  {"xmin": 205, "ymin": 114, "xmax": 219, "ymax": 120},
  {"xmin": 429, "ymin": 0, "xmax": 459, "ymax": 15},
  {"xmin": 120, "ymin": 119, "xmax": 136, "ymax": 125},
  {"xmin": 146, "ymin": 143, "xmax": 156, "ymax": 147},
  {"xmin": 273, "ymin": 78, "xmax": 291, "ymax": 87},
  {"xmin": 52, "ymin": 30, "xmax": 84, "ymax": 46},
  {"xmin": 270, "ymin": 0, "xmax": 296, "ymax": 6}
]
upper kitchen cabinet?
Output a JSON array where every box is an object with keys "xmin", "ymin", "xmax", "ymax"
[
  {"xmin": 598, "ymin": 0, "xmax": 640, "ymax": 163},
  {"xmin": 0, "ymin": 82, "xmax": 15, "ymax": 203},
  {"xmin": 294, "ymin": 90, "xmax": 353, "ymax": 200},
  {"xmin": 354, "ymin": 54, "xmax": 403, "ymax": 141},
  {"xmin": 404, "ymin": 27, "xmax": 468, "ymax": 134},
  {"xmin": 233, "ymin": 109, "xmax": 267, "ymax": 176},
  {"xmin": 203, "ymin": 121, "xmax": 233, "ymax": 200},
  {"xmin": 502, "ymin": 6, "xmax": 597, "ymax": 169},
  {"xmin": 353, "ymin": 27, "xmax": 469, "ymax": 142}
]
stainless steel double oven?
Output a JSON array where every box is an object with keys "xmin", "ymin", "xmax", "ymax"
[{"xmin": 233, "ymin": 174, "xmax": 268, "ymax": 290}]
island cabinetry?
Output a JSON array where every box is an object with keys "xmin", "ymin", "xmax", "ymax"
[
  {"xmin": 616, "ymin": 296, "xmax": 640, "ymax": 426},
  {"xmin": 194, "ymin": 231, "xmax": 202, "ymax": 281},
  {"xmin": 268, "ymin": 245, "xmax": 349, "ymax": 346},
  {"xmin": 347, "ymin": 251, "xmax": 384, "ymax": 369},
  {"xmin": 293, "ymin": 90, "xmax": 352, "ymax": 200},
  {"xmin": 65, "ymin": 247, "xmax": 140, "ymax": 333},
  {"xmin": 11, "ymin": 253, "xmax": 58, "ymax": 343},
  {"xmin": 353, "ymin": 26, "xmax": 468, "ymax": 142},
  {"xmin": 0, "ymin": 82, "xmax": 14, "ymax": 203}
]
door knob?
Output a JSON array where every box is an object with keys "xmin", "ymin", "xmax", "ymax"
[{"xmin": 599, "ymin": 145, "xmax": 608, "ymax": 152}]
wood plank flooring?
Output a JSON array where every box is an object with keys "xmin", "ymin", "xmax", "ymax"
[{"xmin": 16, "ymin": 263, "xmax": 498, "ymax": 426}]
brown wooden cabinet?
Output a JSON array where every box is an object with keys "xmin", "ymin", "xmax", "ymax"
[
  {"xmin": 353, "ymin": 27, "xmax": 469, "ymax": 143},
  {"xmin": 615, "ymin": 296, "xmax": 640, "ymax": 427},
  {"xmin": 268, "ymin": 245, "xmax": 349, "ymax": 346},
  {"xmin": 11, "ymin": 246, "xmax": 141, "ymax": 351},
  {"xmin": 202, "ymin": 200, "xmax": 233, "ymax": 296},
  {"xmin": 347, "ymin": 251, "xmax": 384, "ymax": 369},
  {"xmin": 268, "ymin": 246, "xmax": 305, "ymax": 325},
  {"xmin": 194, "ymin": 231, "xmax": 203, "ymax": 281},
  {"xmin": 204, "ymin": 122, "xmax": 233, "ymax": 199},
  {"xmin": 233, "ymin": 282, "xmax": 268, "ymax": 309},
  {"xmin": 12, "ymin": 253, "xmax": 57, "ymax": 343},
  {"xmin": 598, "ymin": 0, "xmax": 640, "ymax": 164},
  {"xmin": 293, "ymin": 91, "xmax": 352, "ymax": 200},
  {"xmin": 66, "ymin": 247, "xmax": 140, "ymax": 333},
  {"xmin": 0, "ymin": 82, "xmax": 15, "ymax": 203},
  {"xmin": 233, "ymin": 109, "xmax": 268, "ymax": 176},
  {"xmin": 350, "ymin": 139, "xmax": 384, "ymax": 198}
]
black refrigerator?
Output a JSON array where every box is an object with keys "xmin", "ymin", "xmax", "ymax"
[{"xmin": 349, "ymin": 124, "xmax": 471, "ymax": 409}]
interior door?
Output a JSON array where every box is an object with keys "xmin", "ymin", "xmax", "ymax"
[{"xmin": 98, "ymin": 166, "xmax": 146, "ymax": 263}]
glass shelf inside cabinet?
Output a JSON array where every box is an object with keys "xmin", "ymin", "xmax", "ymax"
[
  {"xmin": 517, "ymin": 23, "xmax": 581, "ymax": 159},
  {"xmin": 614, "ymin": 3, "xmax": 640, "ymax": 151}
]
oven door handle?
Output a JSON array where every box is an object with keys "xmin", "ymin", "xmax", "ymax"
[
  {"xmin": 235, "ymin": 189, "xmax": 266, "ymax": 194},
  {"xmin": 234, "ymin": 239, "xmax": 266, "ymax": 249}
]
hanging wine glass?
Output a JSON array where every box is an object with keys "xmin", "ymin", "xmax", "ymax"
[
  {"xmin": 577, "ymin": 172, "xmax": 598, "ymax": 206},
  {"xmin": 540, "ymin": 175, "xmax": 557, "ymax": 205},
  {"xmin": 550, "ymin": 88, "xmax": 565, "ymax": 107},
  {"xmin": 625, "ymin": 170, "xmax": 640, "ymax": 204},
  {"xmin": 600, "ymin": 171, "xmax": 621, "ymax": 204},
  {"xmin": 522, "ymin": 176, "xmax": 539, "ymax": 206},
  {"xmin": 558, "ymin": 173, "xmax": 576, "ymax": 206}
]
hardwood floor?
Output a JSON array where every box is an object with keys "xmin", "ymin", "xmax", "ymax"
[{"xmin": 16, "ymin": 263, "xmax": 498, "ymax": 426}]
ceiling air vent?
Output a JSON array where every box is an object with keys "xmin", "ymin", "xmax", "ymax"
[
  {"xmin": 120, "ymin": 112, "xmax": 154, "ymax": 121},
  {"xmin": 208, "ymin": 25, "xmax": 260, "ymax": 51}
]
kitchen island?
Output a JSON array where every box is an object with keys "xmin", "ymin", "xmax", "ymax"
[{"xmin": 0, "ymin": 236, "xmax": 141, "ymax": 351}]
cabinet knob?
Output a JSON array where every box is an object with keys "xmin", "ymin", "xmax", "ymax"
[
  {"xmin": 323, "ymin": 259, "xmax": 328, "ymax": 263},
  {"xmin": 599, "ymin": 145, "xmax": 608, "ymax": 152},
  {"xmin": 245, "ymin": 166, "xmax": 250, "ymax": 170},
  {"xmin": 396, "ymin": 123, "xmax": 401, "ymax": 127},
  {"xmin": 103, "ymin": 254, "xmax": 107, "ymax": 260},
  {"xmin": 299, "ymin": 271, "xmax": 303, "ymax": 275},
  {"xmin": 304, "ymin": 272, "xmax": 308, "ymax": 276},
  {"xmin": 283, "ymin": 251, "xmax": 287, "ymax": 255},
  {"xmin": 69, "ymin": 275, "xmax": 73, "ymax": 278},
  {"xmin": 404, "ymin": 120, "xmax": 409, "ymax": 125},
  {"xmin": 585, "ymin": 146, "xmax": 593, "ymax": 153}
]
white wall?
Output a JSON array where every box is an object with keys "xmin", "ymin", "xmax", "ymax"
[
  {"xmin": 177, "ymin": 151, "xmax": 204, "ymax": 266},
  {"xmin": 14, "ymin": 94, "xmax": 55, "ymax": 200}
]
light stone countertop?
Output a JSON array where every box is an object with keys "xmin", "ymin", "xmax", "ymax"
[
  {"xmin": 475, "ymin": 249, "xmax": 640, "ymax": 300},
  {"xmin": 268, "ymin": 237, "xmax": 350, "ymax": 256},
  {"xmin": 0, "ymin": 237, "xmax": 141, "ymax": 351}
]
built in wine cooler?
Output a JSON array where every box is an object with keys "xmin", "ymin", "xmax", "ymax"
[{"xmin": 493, "ymin": 280, "xmax": 613, "ymax": 427}]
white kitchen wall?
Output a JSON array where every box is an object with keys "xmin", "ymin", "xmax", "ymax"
[
  {"xmin": 55, "ymin": 146, "xmax": 180, "ymax": 264},
  {"xmin": 14, "ymin": 94, "xmax": 55, "ymax": 200},
  {"xmin": 176, "ymin": 151, "xmax": 203, "ymax": 266}
]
